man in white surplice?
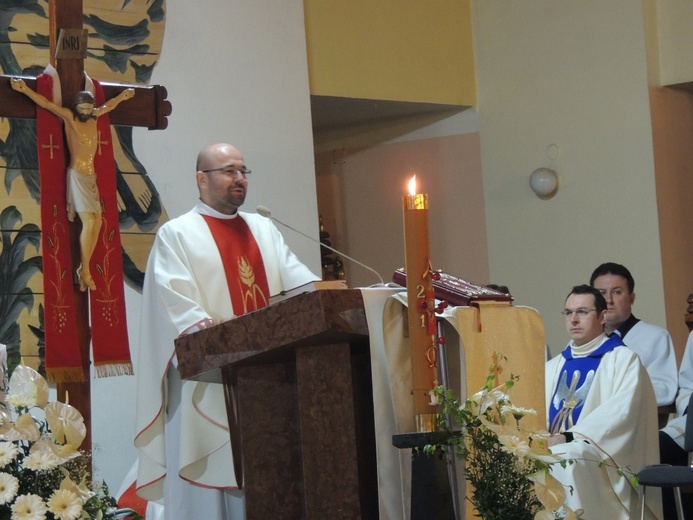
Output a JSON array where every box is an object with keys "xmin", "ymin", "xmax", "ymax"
[
  {"xmin": 546, "ymin": 284, "xmax": 662, "ymax": 519},
  {"xmin": 590, "ymin": 262, "xmax": 677, "ymax": 407},
  {"xmin": 133, "ymin": 143, "xmax": 318, "ymax": 519}
]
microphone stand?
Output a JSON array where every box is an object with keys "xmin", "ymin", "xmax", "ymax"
[{"xmin": 257, "ymin": 206, "xmax": 385, "ymax": 285}]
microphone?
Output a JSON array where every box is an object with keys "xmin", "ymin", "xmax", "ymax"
[{"xmin": 256, "ymin": 205, "xmax": 384, "ymax": 285}]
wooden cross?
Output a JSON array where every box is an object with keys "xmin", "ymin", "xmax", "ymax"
[{"xmin": 0, "ymin": 0, "xmax": 171, "ymax": 457}]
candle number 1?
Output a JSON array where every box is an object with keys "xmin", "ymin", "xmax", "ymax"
[{"xmin": 416, "ymin": 284, "xmax": 436, "ymax": 334}]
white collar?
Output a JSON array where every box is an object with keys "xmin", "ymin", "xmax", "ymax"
[
  {"xmin": 569, "ymin": 332, "xmax": 607, "ymax": 358},
  {"xmin": 194, "ymin": 200, "xmax": 239, "ymax": 220}
]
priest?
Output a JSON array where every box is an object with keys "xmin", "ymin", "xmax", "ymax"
[
  {"xmin": 546, "ymin": 284, "xmax": 662, "ymax": 519},
  {"xmin": 134, "ymin": 143, "xmax": 319, "ymax": 519}
]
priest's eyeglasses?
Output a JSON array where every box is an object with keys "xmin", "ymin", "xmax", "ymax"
[
  {"xmin": 201, "ymin": 165, "xmax": 251, "ymax": 177},
  {"xmin": 561, "ymin": 308, "xmax": 597, "ymax": 318}
]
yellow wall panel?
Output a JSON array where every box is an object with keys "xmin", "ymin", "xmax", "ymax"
[{"xmin": 304, "ymin": 0, "xmax": 476, "ymax": 106}]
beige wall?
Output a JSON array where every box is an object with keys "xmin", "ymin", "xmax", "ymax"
[
  {"xmin": 644, "ymin": 0, "xmax": 693, "ymax": 358},
  {"xmin": 650, "ymin": 86, "xmax": 693, "ymax": 360},
  {"xmin": 472, "ymin": 0, "xmax": 669, "ymax": 355},
  {"xmin": 315, "ymin": 122, "xmax": 489, "ymax": 289}
]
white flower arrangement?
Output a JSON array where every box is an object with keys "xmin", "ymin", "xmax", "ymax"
[
  {"xmin": 0, "ymin": 358, "xmax": 139, "ymax": 520},
  {"xmin": 426, "ymin": 354, "xmax": 580, "ymax": 520}
]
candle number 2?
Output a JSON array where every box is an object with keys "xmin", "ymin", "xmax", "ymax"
[{"xmin": 416, "ymin": 284, "xmax": 428, "ymax": 328}]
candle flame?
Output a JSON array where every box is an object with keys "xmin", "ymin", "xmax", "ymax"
[{"xmin": 408, "ymin": 175, "xmax": 417, "ymax": 195}]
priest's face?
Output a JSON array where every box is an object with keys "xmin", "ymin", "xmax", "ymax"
[
  {"xmin": 564, "ymin": 293, "xmax": 606, "ymax": 346},
  {"xmin": 197, "ymin": 145, "xmax": 248, "ymax": 214},
  {"xmin": 591, "ymin": 274, "xmax": 635, "ymax": 333}
]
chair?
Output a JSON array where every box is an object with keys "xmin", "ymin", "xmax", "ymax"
[{"xmin": 638, "ymin": 394, "xmax": 693, "ymax": 520}]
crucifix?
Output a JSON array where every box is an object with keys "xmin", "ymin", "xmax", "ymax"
[{"xmin": 0, "ymin": 0, "xmax": 171, "ymax": 457}]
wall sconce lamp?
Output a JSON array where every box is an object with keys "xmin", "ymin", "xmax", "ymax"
[{"xmin": 529, "ymin": 168, "xmax": 559, "ymax": 199}]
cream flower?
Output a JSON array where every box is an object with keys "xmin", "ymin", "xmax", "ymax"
[
  {"xmin": 479, "ymin": 415, "xmax": 522, "ymax": 438},
  {"xmin": 467, "ymin": 387, "xmax": 510, "ymax": 417},
  {"xmin": 30, "ymin": 438, "xmax": 80, "ymax": 465},
  {"xmin": 24, "ymin": 449, "xmax": 60, "ymax": 472},
  {"xmin": 45, "ymin": 401, "xmax": 86, "ymax": 448},
  {"xmin": 501, "ymin": 404, "xmax": 537, "ymax": 421},
  {"xmin": 47, "ymin": 489, "xmax": 83, "ymax": 520},
  {"xmin": 1, "ymin": 413, "xmax": 41, "ymax": 443},
  {"xmin": 11, "ymin": 493, "xmax": 48, "ymax": 520},
  {"xmin": 0, "ymin": 410, "xmax": 13, "ymax": 435},
  {"xmin": 0, "ymin": 441, "xmax": 19, "ymax": 467},
  {"xmin": 534, "ymin": 509, "xmax": 555, "ymax": 520},
  {"xmin": 58, "ymin": 471, "xmax": 93, "ymax": 502},
  {"xmin": 7, "ymin": 366, "xmax": 48, "ymax": 409},
  {"xmin": 563, "ymin": 505, "xmax": 584, "ymax": 519},
  {"xmin": 527, "ymin": 433, "xmax": 562, "ymax": 463},
  {"xmin": 528, "ymin": 470, "xmax": 567, "ymax": 511},
  {"xmin": 0, "ymin": 471, "xmax": 19, "ymax": 505},
  {"xmin": 498, "ymin": 434, "xmax": 532, "ymax": 458}
]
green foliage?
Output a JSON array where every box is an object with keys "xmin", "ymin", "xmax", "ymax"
[
  {"xmin": 0, "ymin": 206, "xmax": 42, "ymax": 373},
  {"xmin": 427, "ymin": 354, "xmax": 570, "ymax": 520}
]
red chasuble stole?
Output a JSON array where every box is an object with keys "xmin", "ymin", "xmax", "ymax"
[
  {"xmin": 36, "ymin": 71, "xmax": 132, "ymax": 383},
  {"xmin": 201, "ymin": 215, "xmax": 270, "ymax": 314},
  {"xmin": 37, "ymin": 73, "xmax": 80, "ymax": 382}
]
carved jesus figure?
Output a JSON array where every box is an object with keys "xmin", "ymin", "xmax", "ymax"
[{"xmin": 11, "ymin": 77, "xmax": 134, "ymax": 291}]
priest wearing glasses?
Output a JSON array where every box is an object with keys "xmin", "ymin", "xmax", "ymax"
[
  {"xmin": 134, "ymin": 143, "xmax": 319, "ymax": 520},
  {"xmin": 546, "ymin": 284, "xmax": 662, "ymax": 519}
]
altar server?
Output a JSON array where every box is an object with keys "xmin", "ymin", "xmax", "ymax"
[
  {"xmin": 590, "ymin": 262, "xmax": 678, "ymax": 407},
  {"xmin": 134, "ymin": 143, "xmax": 318, "ymax": 519},
  {"xmin": 547, "ymin": 284, "xmax": 662, "ymax": 519}
]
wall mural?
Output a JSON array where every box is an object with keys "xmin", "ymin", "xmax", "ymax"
[{"xmin": 0, "ymin": 0, "xmax": 168, "ymax": 371}]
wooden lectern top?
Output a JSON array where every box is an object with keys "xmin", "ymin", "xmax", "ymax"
[{"xmin": 174, "ymin": 289, "xmax": 368, "ymax": 383}]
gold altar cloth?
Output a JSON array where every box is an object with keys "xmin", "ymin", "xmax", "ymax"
[{"xmin": 443, "ymin": 300, "xmax": 547, "ymax": 432}]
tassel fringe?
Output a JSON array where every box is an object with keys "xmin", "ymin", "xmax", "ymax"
[
  {"xmin": 95, "ymin": 362, "xmax": 134, "ymax": 378},
  {"xmin": 46, "ymin": 367, "xmax": 87, "ymax": 385}
]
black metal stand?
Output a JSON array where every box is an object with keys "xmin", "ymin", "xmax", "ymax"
[{"xmin": 392, "ymin": 431, "xmax": 458, "ymax": 520}]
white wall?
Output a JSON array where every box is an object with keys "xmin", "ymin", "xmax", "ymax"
[
  {"xmin": 91, "ymin": 0, "xmax": 319, "ymax": 490},
  {"xmin": 472, "ymin": 0, "xmax": 666, "ymax": 354}
]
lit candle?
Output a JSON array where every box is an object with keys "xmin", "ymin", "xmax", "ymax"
[{"xmin": 402, "ymin": 175, "xmax": 439, "ymax": 432}]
